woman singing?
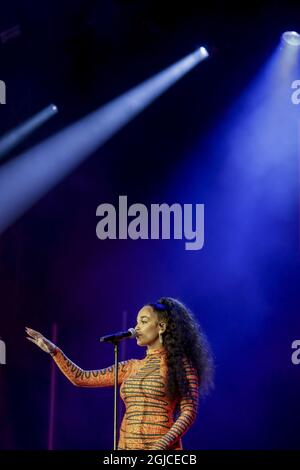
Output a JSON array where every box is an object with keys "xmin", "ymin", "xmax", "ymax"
[{"xmin": 26, "ymin": 297, "xmax": 214, "ymax": 450}]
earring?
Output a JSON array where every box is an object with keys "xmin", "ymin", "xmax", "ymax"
[{"xmin": 159, "ymin": 333, "xmax": 163, "ymax": 345}]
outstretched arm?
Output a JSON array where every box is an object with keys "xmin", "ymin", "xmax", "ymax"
[
  {"xmin": 52, "ymin": 347, "xmax": 133, "ymax": 387},
  {"xmin": 152, "ymin": 361, "xmax": 199, "ymax": 450},
  {"xmin": 26, "ymin": 327, "xmax": 134, "ymax": 387}
]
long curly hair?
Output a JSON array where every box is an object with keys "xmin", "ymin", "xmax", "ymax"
[{"xmin": 147, "ymin": 297, "xmax": 214, "ymax": 402}]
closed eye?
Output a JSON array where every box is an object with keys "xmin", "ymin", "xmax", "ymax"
[{"xmin": 137, "ymin": 317, "xmax": 148, "ymax": 324}]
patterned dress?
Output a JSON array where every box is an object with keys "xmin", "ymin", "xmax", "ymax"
[{"xmin": 52, "ymin": 346, "xmax": 199, "ymax": 450}]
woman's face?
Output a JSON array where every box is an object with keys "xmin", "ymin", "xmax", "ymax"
[{"xmin": 135, "ymin": 306, "xmax": 165, "ymax": 349}]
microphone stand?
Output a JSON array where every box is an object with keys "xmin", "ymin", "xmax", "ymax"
[
  {"xmin": 100, "ymin": 329, "xmax": 135, "ymax": 450},
  {"xmin": 113, "ymin": 340, "xmax": 119, "ymax": 451}
]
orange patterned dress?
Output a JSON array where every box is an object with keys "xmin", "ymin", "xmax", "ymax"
[{"xmin": 52, "ymin": 347, "xmax": 199, "ymax": 450}]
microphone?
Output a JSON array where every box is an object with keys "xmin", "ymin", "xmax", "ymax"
[{"xmin": 100, "ymin": 328, "xmax": 137, "ymax": 343}]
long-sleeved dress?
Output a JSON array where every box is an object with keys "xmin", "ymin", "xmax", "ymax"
[{"xmin": 52, "ymin": 346, "xmax": 199, "ymax": 450}]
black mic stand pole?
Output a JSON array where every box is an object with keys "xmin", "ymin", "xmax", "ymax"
[
  {"xmin": 100, "ymin": 329, "xmax": 135, "ymax": 450},
  {"xmin": 113, "ymin": 340, "xmax": 119, "ymax": 451}
]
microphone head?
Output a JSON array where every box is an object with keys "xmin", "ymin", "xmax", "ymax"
[{"xmin": 128, "ymin": 328, "xmax": 137, "ymax": 338}]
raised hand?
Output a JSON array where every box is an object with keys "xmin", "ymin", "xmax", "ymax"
[{"xmin": 25, "ymin": 327, "xmax": 56, "ymax": 355}]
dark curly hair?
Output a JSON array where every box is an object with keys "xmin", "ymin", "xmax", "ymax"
[{"xmin": 146, "ymin": 297, "xmax": 214, "ymax": 402}]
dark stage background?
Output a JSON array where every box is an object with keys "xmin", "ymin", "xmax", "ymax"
[{"xmin": 0, "ymin": 0, "xmax": 300, "ymax": 450}]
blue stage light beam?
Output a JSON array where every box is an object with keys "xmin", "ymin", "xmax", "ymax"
[
  {"xmin": 0, "ymin": 47, "xmax": 209, "ymax": 234},
  {"xmin": 0, "ymin": 104, "xmax": 58, "ymax": 160},
  {"xmin": 166, "ymin": 36, "xmax": 300, "ymax": 339}
]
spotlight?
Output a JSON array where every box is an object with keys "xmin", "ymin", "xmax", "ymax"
[
  {"xmin": 200, "ymin": 46, "xmax": 209, "ymax": 57},
  {"xmin": 195, "ymin": 46, "xmax": 209, "ymax": 59},
  {"xmin": 282, "ymin": 31, "xmax": 300, "ymax": 47}
]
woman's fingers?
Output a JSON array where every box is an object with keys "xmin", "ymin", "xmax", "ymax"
[
  {"xmin": 25, "ymin": 328, "xmax": 55, "ymax": 354},
  {"xmin": 25, "ymin": 327, "xmax": 34, "ymax": 337},
  {"xmin": 25, "ymin": 327, "xmax": 42, "ymax": 339},
  {"xmin": 25, "ymin": 327, "xmax": 38, "ymax": 336}
]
